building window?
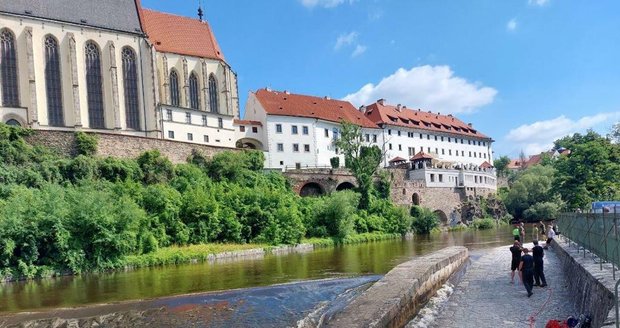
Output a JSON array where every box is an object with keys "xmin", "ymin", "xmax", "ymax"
[
  {"xmin": 202, "ymin": 115, "xmax": 207, "ymax": 126},
  {"xmin": 122, "ymin": 47, "xmax": 140, "ymax": 130},
  {"xmin": 208, "ymin": 74, "xmax": 219, "ymax": 113},
  {"xmin": 187, "ymin": 133, "xmax": 193, "ymax": 141},
  {"xmin": 397, "ymin": 130, "xmax": 401, "ymax": 136},
  {"xmin": 439, "ymin": 174, "xmax": 443, "ymax": 183},
  {"xmin": 428, "ymin": 147, "xmax": 431, "ymax": 153},
  {"xmin": 449, "ymin": 149, "xmax": 452, "ymax": 155},
  {"xmin": 166, "ymin": 109, "xmax": 172, "ymax": 121},
  {"xmin": 168, "ymin": 130, "xmax": 175, "ymax": 139},
  {"xmin": 441, "ymin": 149, "xmax": 445, "ymax": 155},
  {"xmin": 332, "ymin": 128, "xmax": 339, "ymax": 141},
  {"xmin": 304, "ymin": 144, "xmax": 310, "ymax": 152},
  {"xmin": 441, "ymin": 136, "xmax": 444, "ymax": 141},
  {"xmin": 252, "ymin": 126, "xmax": 258, "ymax": 133},
  {"xmin": 365, "ymin": 134, "xmax": 370, "ymax": 142},
  {"xmin": 239, "ymin": 126, "xmax": 246, "ymax": 132},
  {"xmin": 169, "ymin": 69, "xmax": 180, "ymax": 106},
  {"xmin": 302, "ymin": 126, "xmax": 309, "ymax": 135},
  {"xmin": 85, "ymin": 41, "xmax": 105, "ymax": 128},
  {"xmin": 324, "ymin": 128, "xmax": 329, "ymax": 137},
  {"xmin": 277, "ymin": 143, "xmax": 284, "ymax": 152},
  {"xmin": 448, "ymin": 137, "xmax": 451, "ymax": 142},
  {"xmin": 1, "ymin": 29, "xmax": 19, "ymax": 107},
  {"xmin": 435, "ymin": 148, "xmax": 438, "ymax": 154},
  {"xmin": 462, "ymin": 150, "xmax": 465, "ymax": 156},
  {"xmin": 434, "ymin": 135, "xmax": 438, "ymax": 141},
  {"xmin": 430, "ymin": 174, "xmax": 435, "ymax": 182},
  {"xmin": 461, "ymin": 139, "xmax": 464, "ymax": 144},
  {"xmin": 469, "ymin": 151, "xmax": 472, "ymax": 157},
  {"xmin": 389, "ymin": 143, "xmax": 393, "ymax": 150},
  {"xmin": 419, "ymin": 133, "xmax": 423, "ymax": 139},
  {"xmin": 408, "ymin": 147, "xmax": 415, "ymax": 156},
  {"xmin": 373, "ymin": 134, "xmax": 377, "ymax": 143},
  {"xmin": 276, "ymin": 124, "xmax": 282, "ymax": 133},
  {"xmin": 484, "ymin": 153, "xmax": 487, "ymax": 159},
  {"xmin": 398, "ymin": 144, "xmax": 402, "ymax": 151},
  {"xmin": 217, "ymin": 117, "xmax": 223, "ymax": 128},
  {"xmin": 185, "ymin": 112, "xmax": 191, "ymax": 124},
  {"xmin": 293, "ymin": 143, "xmax": 299, "ymax": 152},
  {"xmin": 44, "ymin": 35, "xmax": 63, "ymax": 127},
  {"xmin": 292, "ymin": 125, "xmax": 298, "ymax": 134},
  {"xmin": 189, "ymin": 72, "xmax": 200, "ymax": 110},
  {"xmin": 468, "ymin": 140, "xmax": 471, "ymax": 145},
  {"xmin": 427, "ymin": 135, "xmax": 430, "ymax": 140},
  {"xmin": 204, "ymin": 135, "xmax": 209, "ymax": 142}
]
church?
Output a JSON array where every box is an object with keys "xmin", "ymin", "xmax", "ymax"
[{"xmin": 0, "ymin": 0, "xmax": 239, "ymax": 147}]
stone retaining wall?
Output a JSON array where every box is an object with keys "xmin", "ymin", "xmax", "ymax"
[
  {"xmin": 552, "ymin": 238, "xmax": 616, "ymax": 327},
  {"xmin": 323, "ymin": 246, "xmax": 469, "ymax": 328}
]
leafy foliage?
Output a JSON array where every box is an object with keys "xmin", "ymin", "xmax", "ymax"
[
  {"xmin": 493, "ymin": 156, "xmax": 511, "ymax": 177},
  {"xmin": 502, "ymin": 165, "xmax": 562, "ymax": 221},
  {"xmin": 74, "ymin": 132, "xmax": 98, "ymax": 156},
  {"xmin": 410, "ymin": 206, "xmax": 439, "ymax": 234}
]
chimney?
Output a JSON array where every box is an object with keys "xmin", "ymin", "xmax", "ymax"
[
  {"xmin": 402, "ymin": 105, "xmax": 407, "ymax": 109},
  {"xmin": 266, "ymin": 87, "xmax": 272, "ymax": 92},
  {"xmin": 468, "ymin": 123, "xmax": 473, "ymax": 127},
  {"xmin": 284, "ymin": 90, "xmax": 290, "ymax": 94},
  {"xmin": 377, "ymin": 98, "xmax": 385, "ymax": 105},
  {"xmin": 359, "ymin": 105, "xmax": 367, "ymax": 113},
  {"xmin": 396, "ymin": 104, "xmax": 402, "ymax": 111},
  {"xmin": 324, "ymin": 96, "xmax": 331, "ymax": 100},
  {"xmin": 447, "ymin": 114, "xmax": 453, "ymax": 117}
]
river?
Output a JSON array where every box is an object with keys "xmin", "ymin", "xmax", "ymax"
[{"xmin": 0, "ymin": 227, "xmax": 514, "ymax": 317}]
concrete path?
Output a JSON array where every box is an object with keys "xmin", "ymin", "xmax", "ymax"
[{"xmin": 430, "ymin": 243, "xmax": 578, "ymax": 328}]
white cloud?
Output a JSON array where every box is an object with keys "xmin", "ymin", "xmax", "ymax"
[
  {"xmin": 343, "ymin": 65, "xmax": 497, "ymax": 114},
  {"xmin": 334, "ymin": 32, "xmax": 358, "ymax": 50},
  {"xmin": 528, "ymin": 0, "xmax": 549, "ymax": 6},
  {"xmin": 351, "ymin": 44, "xmax": 367, "ymax": 57},
  {"xmin": 301, "ymin": 0, "xmax": 356, "ymax": 9},
  {"xmin": 507, "ymin": 18, "xmax": 517, "ymax": 31},
  {"xmin": 505, "ymin": 112, "xmax": 620, "ymax": 155}
]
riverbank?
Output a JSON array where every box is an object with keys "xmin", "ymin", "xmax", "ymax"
[{"xmin": 1, "ymin": 232, "xmax": 403, "ymax": 283}]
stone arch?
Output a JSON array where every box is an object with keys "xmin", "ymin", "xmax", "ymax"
[
  {"xmin": 434, "ymin": 210, "xmax": 448, "ymax": 225},
  {"xmin": 235, "ymin": 138, "xmax": 263, "ymax": 150},
  {"xmin": 300, "ymin": 182, "xmax": 325, "ymax": 197},
  {"xmin": 5, "ymin": 118, "xmax": 21, "ymax": 126},
  {"xmin": 336, "ymin": 181, "xmax": 355, "ymax": 191},
  {"xmin": 412, "ymin": 193, "xmax": 420, "ymax": 205}
]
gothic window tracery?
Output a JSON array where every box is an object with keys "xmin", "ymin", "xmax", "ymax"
[
  {"xmin": 208, "ymin": 74, "xmax": 218, "ymax": 113},
  {"xmin": 169, "ymin": 69, "xmax": 180, "ymax": 106},
  {"xmin": 44, "ymin": 35, "xmax": 64, "ymax": 126},
  {"xmin": 189, "ymin": 72, "xmax": 199, "ymax": 110},
  {"xmin": 122, "ymin": 47, "xmax": 140, "ymax": 129},
  {"xmin": 85, "ymin": 41, "xmax": 105, "ymax": 128},
  {"xmin": 0, "ymin": 29, "xmax": 19, "ymax": 107}
]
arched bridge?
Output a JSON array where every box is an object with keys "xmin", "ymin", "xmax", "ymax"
[{"xmin": 283, "ymin": 168, "xmax": 358, "ymax": 197}]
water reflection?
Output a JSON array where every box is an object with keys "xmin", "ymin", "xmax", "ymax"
[{"xmin": 0, "ymin": 227, "xmax": 513, "ymax": 313}]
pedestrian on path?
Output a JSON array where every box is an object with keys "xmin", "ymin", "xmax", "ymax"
[
  {"xmin": 532, "ymin": 240, "xmax": 547, "ymax": 287},
  {"xmin": 509, "ymin": 240, "xmax": 522, "ymax": 284},
  {"xmin": 519, "ymin": 248, "xmax": 535, "ymax": 297},
  {"xmin": 533, "ymin": 225, "xmax": 539, "ymax": 242},
  {"xmin": 520, "ymin": 222, "xmax": 526, "ymax": 242},
  {"xmin": 512, "ymin": 223, "xmax": 521, "ymax": 241},
  {"xmin": 545, "ymin": 224, "xmax": 556, "ymax": 249}
]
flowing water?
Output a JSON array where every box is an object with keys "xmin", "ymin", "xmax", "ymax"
[{"xmin": 0, "ymin": 227, "xmax": 514, "ymax": 324}]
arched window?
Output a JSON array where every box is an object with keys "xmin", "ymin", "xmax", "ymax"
[
  {"xmin": 208, "ymin": 74, "xmax": 218, "ymax": 113},
  {"xmin": 189, "ymin": 72, "xmax": 199, "ymax": 110},
  {"xmin": 122, "ymin": 47, "xmax": 140, "ymax": 130},
  {"xmin": 5, "ymin": 119, "xmax": 21, "ymax": 126},
  {"xmin": 169, "ymin": 69, "xmax": 179, "ymax": 106},
  {"xmin": 0, "ymin": 29, "xmax": 19, "ymax": 107},
  {"xmin": 44, "ymin": 35, "xmax": 64, "ymax": 126},
  {"xmin": 85, "ymin": 41, "xmax": 104, "ymax": 128}
]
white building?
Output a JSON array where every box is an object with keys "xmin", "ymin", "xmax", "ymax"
[
  {"xmin": 363, "ymin": 99, "xmax": 494, "ymax": 168},
  {"xmin": 244, "ymin": 89, "xmax": 381, "ymax": 169}
]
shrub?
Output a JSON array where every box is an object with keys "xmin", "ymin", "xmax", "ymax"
[
  {"xmin": 411, "ymin": 206, "xmax": 439, "ymax": 234},
  {"xmin": 74, "ymin": 131, "xmax": 98, "ymax": 156},
  {"xmin": 98, "ymin": 157, "xmax": 142, "ymax": 182},
  {"xmin": 136, "ymin": 150, "xmax": 174, "ymax": 184},
  {"xmin": 330, "ymin": 157, "xmax": 340, "ymax": 169},
  {"xmin": 470, "ymin": 217, "xmax": 496, "ymax": 230}
]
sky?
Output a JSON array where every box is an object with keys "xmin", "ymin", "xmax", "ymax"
[{"xmin": 142, "ymin": 0, "xmax": 620, "ymax": 158}]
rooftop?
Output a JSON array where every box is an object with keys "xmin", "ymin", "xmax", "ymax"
[
  {"xmin": 141, "ymin": 8, "xmax": 225, "ymax": 61},
  {"xmin": 254, "ymin": 89, "xmax": 379, "ymax": 129}
]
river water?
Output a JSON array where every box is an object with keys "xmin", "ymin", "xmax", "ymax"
[{"xmin": 0, "ymin": 227, "xmax": 514, "ymax": 323}]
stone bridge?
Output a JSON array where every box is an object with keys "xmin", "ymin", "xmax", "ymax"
[{"xmin": 282, "ymin": 168, "xmax": 358, "ymax": 197}]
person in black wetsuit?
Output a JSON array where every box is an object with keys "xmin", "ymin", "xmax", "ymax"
[
  {"xmin": 519, "ymin": 247, "xmax": 535, "ymax": 297},
  {"xmin": 509, "ymin": 241, "xmax": 522, "ymax": 284},
  {"xmin": 532, "ymin": 240, "xmax": 547, "ymax": 287}
]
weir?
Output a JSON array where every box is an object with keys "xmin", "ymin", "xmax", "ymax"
[{"xmin": 323, "ymin": 246, "xmax": 468, "ymax": 328}]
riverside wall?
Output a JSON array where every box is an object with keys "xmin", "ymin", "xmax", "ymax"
[
  {"xmin": 552, "ymin": 237, "xmax": 616, "ymax": 327},
  {"xmin": 323, "ymin": 246, "xmax": 468, "ymax": 328}
]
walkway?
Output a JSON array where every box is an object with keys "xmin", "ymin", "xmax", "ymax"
[{"xmin": 429, "ymin": 243, "xmax": 578, "ymax": 328}]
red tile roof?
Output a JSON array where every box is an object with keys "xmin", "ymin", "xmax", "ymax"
[
  {"xmin": 364, "ymin": 101, "xmax": 490, "ymax": 139},
  {"xmin": 480, "ymin": 161, "xmax": 493, "ymax": 169},
  {"xmin": 389, "ymin": 156, "xmax": 407, "ymax": 163},
  {"xmin": 410, "ymin": 151, "xmax": 434, "ymax": 161},
  {"xmin": 141, "ymin": 9, "xmax": 225, "ymax": 61},
  {"xmin": 234, "ymin": 119, "xmax": 262, "ymax": 126},
  {"xmin": 506, "ymin": 159, "xmax": 523, "ymax": 169},
  {"xmin": 254, "ymin": 89, "xmax": 379, "ymax": 129}
]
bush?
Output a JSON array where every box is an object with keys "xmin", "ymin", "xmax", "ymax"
[
  {"xmin": 136, "ymin": 150, "xmax": 174, "ymax": 184},
  {"xmin": 330, "ymin": 157, "xmax": 340, "ymax": 169},
  {"xmin": 98, "ymin": 157, "xmax": 142, "ymax": 182},
  {"xmin": 411, "ymin": 206, "xmax": 439, "ymax": 234},
  {"xmin": 523, "ymin": 201, "xmax": 561, "ymax": 222},
  {"xmin": 74, "ymin": 131, "xmax": 98, "ymax": 156},
  {"xmin": 470, "ymin": 217, "xmax": 496, "ymax": 230}
]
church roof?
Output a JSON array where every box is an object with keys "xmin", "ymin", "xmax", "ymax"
[
  {"xmin": 141, "ymin": 9, "xmax": 225, "ymax": 62},
  {"xmin": 1, "ymin": 0, "xmax": 143, "ymax": 34},
  {"xmin": 254, "ymin": 89, "xmax": 379, "ymax": 129},
  {"xmin": 364, "ymin": 101, "xmax": 490, "ymax": 140}
]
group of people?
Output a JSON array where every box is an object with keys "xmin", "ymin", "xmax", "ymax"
[{"xmin": 510, "ymin": 221, "xmax": 556, "ymax": 297}]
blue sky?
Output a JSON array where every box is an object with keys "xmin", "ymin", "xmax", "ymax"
[{"xmin": 142, "ymin": 0, "xmax": 620, "ymax": 157}]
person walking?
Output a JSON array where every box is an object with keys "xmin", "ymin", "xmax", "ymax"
[
  {"xmin": 512, "ymin": 223, "xmax": 521, "ymax": 242},
  {"xmin": 539, "ymin": 221, "xmax": 546, "ymax": 237},
  {"xmin": 545, "ymin": 224, "xmax": 556, "ymax": 249},
  {"xmin": 519, "ymin": 222, "xmax": 526, "ymax": 242},
  {"xmin": 533, "ymin": 225, "xmax": 539, "ymax": 242},
  {"xmin": 532, "ymin": 240, "xmax": 547, "ymax": 287},
  {"xmin": 509, "ymin": 241, "xmax": 522, "ymax": 284},
  {"xmin": 519, "ymin": 247, "xmax": 535, "ymax": 297}
]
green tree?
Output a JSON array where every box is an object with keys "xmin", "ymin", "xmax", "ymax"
[
  {"xmin": 410, "ymin": 206, "xmax": 439, "ymax": 234},
  {"xmin": 333, "ymin": 121, "xmax": 382, "ymax": 209},
  {"xmin": 493, "ymin": 156, "xmax": 511, "ymax": 177},
  {"xmin": 503, "ymin": 165, "xmax": 562, "ymax": 220},
  {"xmin": 609, "ymin": 122, "xmax": 620, "ymax": 144}
]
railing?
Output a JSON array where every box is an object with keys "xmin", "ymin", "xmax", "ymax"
[{"xmin": 556, "ymin": 212, "xmax": 620, "ymax": 327}]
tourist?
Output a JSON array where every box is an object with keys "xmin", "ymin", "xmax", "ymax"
[
  {"xmin": 519, "ymin": 248, "xmax": 535, "ymax": 297},
  {"xmin": 512, "ymin": 223, "xmax": 521, "ymax": 242},
  {"xmin": 520, "ymin": 222, "xmax": 526, "ymax": 241},
  {"xmin": 545, "ymin": 224, "xmax": 556, "ymax": 249},
  {"xmin": 533, "ymin": 225, "xmax": 539, "ymax": 242},
  {"xmin": 532, "ymin": 240, "xmax": 547, "ymax": 287},
  {"xmin": 539, "ymin": 221, "xmax": 546, "ymax": 236},
  {"xmin": 509, "ymin": 241, "xmax": 522, "ymax": 284}
]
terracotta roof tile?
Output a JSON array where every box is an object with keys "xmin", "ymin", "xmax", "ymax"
[
  {"xmin": 364, "ymin": 102, "xmax": 490, "ymax": 139},
  {"xmin": 141, "ymin": 9, "xmax": 225, "ymax": 61},
  {"xmin": 480, "ymin": 161, "xmax": 493, "ymax": 168},
  {"xmin": 389, "ymin": 156, "xmax": 407, "ymax": 163},
  {"xmin": 254, "ymin": 89, "xmax": 379, "ymax": 129},
  {"xmin": 410, "ymin": 151, "xmax": 434, "ymax": 161}
]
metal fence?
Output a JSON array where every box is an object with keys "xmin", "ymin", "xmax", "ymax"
[{"xmin": 556, "ymin": 212, "xmax": 620, "ymax": 327}]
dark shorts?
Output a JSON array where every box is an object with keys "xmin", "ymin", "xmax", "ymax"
[
  {"xmin": 514, "ymin": 235, "xmax": 520, "ymax": 241},
  {"xmin": 511, "ymin": 259, "xmax": 520, "ymax": 271},
  {"xmin": 546, "ymin": 238, "xmax": 553, "ymax": 244}
]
